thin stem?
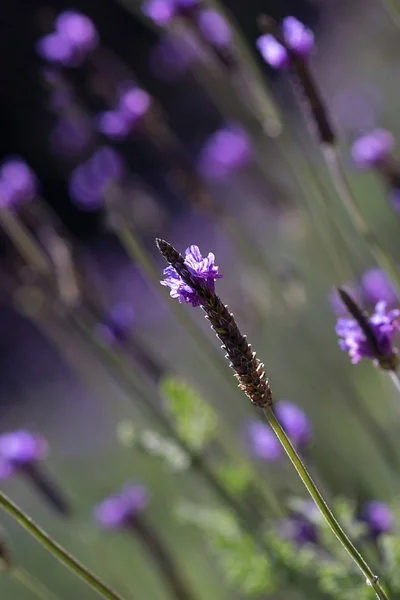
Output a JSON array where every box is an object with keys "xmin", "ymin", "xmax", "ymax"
[
  {"xmin": 0, "ymin": 491, "xmax": 126, "ymax": 600},
  {"xmin": 323, "ymin": 145, "xmax": 400, "ymax": 297},
  {"xmin": 389, "ymin": 369, "xmax": 400, "ymax": 394},
  {"xmin": 12, "ymin": 567, "xmax": 61, "ymax": 600},
  {"xmin": 130, "ymin": 517, "xmax": 196, "ymax": 600},
  {"xmin": 264, "ymin": 407, "xmax": 389, "ymax": 600}
]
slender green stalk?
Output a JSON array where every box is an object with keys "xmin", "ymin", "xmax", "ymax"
[
  {"xmin": 264, "ymin": 407, "xmax": 389, "ymax": 600},
  {"xmin": 12, "ymin": 568, "xmax": 61, "ymax": 600},
  {"xmin": 323, "ymin": 145, "xmax": 400, "ymax": 296},
  {"xmin": 389, "ymin": 369, "xmax": 400, "ymax": 394},
  {"xmin": 0, "ymin": 492, "xmax": 125, "ymax": 600}
]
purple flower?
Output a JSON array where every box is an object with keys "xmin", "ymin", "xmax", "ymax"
[
  {"xmin": 142, "ymin": 0, "xmax": 199, "ymax": 25},
  {"xmin": 95, "ymin": 483, "xmax": 148, "ymax": 528},
  {"xmin": 55, "ymin": 11, "xmax": 98, "ymax": 54},
  {"xmin": 351, "ymin": 129, "xmax": 395, "ymax": 170},
  {"xmin": 0, "ymin": 158, "xmax": 37, "ymax": 208},
  {"xmin": 118, "ymin": 87, "xmax": 151, "ymax": 125},
  {"xmin": 275, "ymin": 400, "xmax": 311, "ymax": 449},
  {"xmin": 362, "ymin": 268, "xmax": 397, "ymax": 307},
  {"xmin": 257, "ymin": 17, "xmax": 314, "ymax": 69},
  {"xmin": 198, "ymin": 125, "xmax": 252, "ymax": 180},
  {"xmin": 0, "ymin": 431, "xmax": 48, "ymax": 478},
  {"xmin": 281, "ymin": 516, "xmax": 318, "ymax": 546},
  {"xmin": 36, "ymin": 34, "xmax": 77, "ymax": 66},
  {"xmin": 95, "ymin": 302, "xmax": 135, "ymax": 345},
  {"xmin": 245, "ymin": 419, "xmax": 282, "ymax": 461},
  {"xmin": 150, "ymin": 33, "xmax": 201, "ymax": 81},
  {"xmin": 160, "ymin": 245, "xmax": 222, "ymax": 306},
  {"xmin": 336, "ymin": 301, "xmax": 400, "ymax": 366},
  {"xmin": 361, "ymin": 501, "xmax": 395, "ymax": 537},
  {"xmin": 196, "ymin": 9, "xmax": 232, "ymax": 49},
  {"xmin": 97, "ymin": 110, "xmax": 131, "ymax": 140},
  {"xmin": 330, "ymin": 284, "xmax": 362, "ymax": 315}
]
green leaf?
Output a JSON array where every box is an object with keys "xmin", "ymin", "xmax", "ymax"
[{"xmin": 160, "ymin": 376, "xmax": 218, "ymax": 451}]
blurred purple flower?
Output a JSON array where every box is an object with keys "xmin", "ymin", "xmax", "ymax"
[
  {"xmin": 361, "ymin": 501, "xmax": 395, "ymax": 537},
  {"xmin": 196, "ymin": 9, "xmax": 232, "ymax": 49},
  {"xmin": 275, "ymin": 400, "xmax": 311, "ymax": 449},
  {"xmin": 69, "ymin": 147, "xmax": 124, "ymax": 210},
  {"xmin": 0, "ymin": 158, "xmax": 37, "ymax": 208},
  {"xmin": 161, "ymin": 245, "xmax": 222, "ymax": 305},
  {"xmin": 142, "ymin": 0, "xmax": 199, "ymax": 25},
  {"xmin": 55, "ymin": 11, "xmax": 98, "ymax": 54},
  {"xmin": 118, "ymin": 87, "xmax": 151, "ymax": 125},
  {"xmin": 150, "ymin": 33, "xmax": 201, "ymax": 81},
  {"xmin": 97, "ymin": 110, "xmax": 131, "ymax": 140},
  {"xmin": 0, "ymin": 431, "xmax": 48, "ymax": 478},
  {"xmin": 362, "ymin": 268, "xmax": 397, "ymax": 307},
  {"xmin": 95, "ymin": 301, "xmax": 135, "ymax": 345},
  {"xmin": 245, "ymin": 419, "xmax": 282, "ymax": 461},
  {"xmin": 257, "ymin": 17, "xmax": 314, "ymax": 69},
  {"xmin": 330, "ymin": 284, "xmax": 362, "ymax": 315},
  {"xmin": 281, "ymin": 516, "xmax": 318, "ymax": 546},
  {"xmin": 95, "ymin": 483, "xmax": 148, "ymax": 528},
  {"xmin": 36, "ymin": 33, "xmax": 77, "ymax": 66},
  {"xmin": 351, "ymin": 129, "xmax": 395, "ymax": 170},
  {"xmin": 198, "ymin": 125, "xmax": 252, "ymax": 180},
  {"xmin": 336, "ymin": 301, "xmax": 400, "ymax": 365}
]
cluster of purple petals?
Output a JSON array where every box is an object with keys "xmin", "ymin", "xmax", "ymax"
[
  {"xmin": 36, "ymin": 11, "xmax": 98, "ymax": 66},
  {"xmin": 161, "ymin": 245, "xmax": 222, "ymax": 306},
  {"xmin": 197, "ymin": 125, "xmax": 252, "ymax": 180},
  {"xmin": 95, "ymin": 301, "xmax": 135, "ymax": 345},
  {"xmin": 95, "ymin": 483, "xmax": 148, "ymax": 528},
  {"xmin": 351, "ymin": 129, "xmax": 395, "ymax": 170},
  {"xmin": 0, "ymin": 430, "xmax": 48, "ymax": 480},
  {"xmin": 97, "ymin": 85, "xmax": 151, "ymax": 141},
  {"xmin": 330, "ymin": 283, "xmax": 363, "ymax": 315},
  {"xmin": 69, "ymin": 146, "xmax": 124, "ymax": 210},
  {"xmin": 336, "ymin": 301, "xmax": 400, "ymax": 364},
  {"xmin": 0, "ymin": 158, "xmax": 37, "ymax": 209},
  {"xmin": 245, "ymin": 400, "xmax": 311, "ymax": 461},
  {"xmin": 281, "ymin": 515, "xmax": 318, "ymax": 546},
  {"xmin": 361, "ymin": 501, "xmax": 395, "ymax": 538},
  {"xmin": 256, "ymin": 17, "xmax": 314, "ymax": 70}
]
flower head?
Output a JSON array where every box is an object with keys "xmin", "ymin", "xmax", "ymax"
[
  {"xmin": 257, "ymin": 17, "xmax": 314, "ymax": 70},
  {"xmin": 361, "ymin": 501, "xmax": 395, "ymax": 537},
  {"xmin": 362, "ymin": 268, "xmax": 397, "ymax": 307},
  {"xmin": 336, "ymin": 300, "xmax": 400, "ymax": 368},
  {"xmin": 95, "ymin": 483, "xmax": 148, "ymax": 528},
  {"xmin": 198, "ymin": 125, "xmax": 252, "ymax": 180},
  {"xmin": 160, "ymin": 245, "xmax": 222, "ymax": 306},
  {"xmin": 275, "ymin": 400, "xmax": 311, "ymax": 449},
  {"xmin": 95, "ymin": 302, "xmax": 135, "ymax": 345},
  {"xmin": 196, "ymin": 9, "xmax": 232, "ymax": 49},
  {"xmin": 0, "ymin": 158, "xmax": 37, "ymax": 208},
  {"xmin": 245, "ymin": 419, "xmax": 281, "ymax": 461},
  {"xmin": 281, "ymin": 516, "xmax": 318, "ymax": 546},
  {"xmin": 351, "ymin": 129, "xmax": 395, "ymax": 170},
  {"xmin": 142, "ymin": 0, "xmax": 199, "ymax": 25},
  {"xmin": 0, "ymin": 431, "xmax": 48, "ymax": 478}
]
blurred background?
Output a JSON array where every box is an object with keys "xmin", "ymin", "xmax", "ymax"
[{"xmin": 2, "ymin": 0, "xmax": 400, "ymax": 598}]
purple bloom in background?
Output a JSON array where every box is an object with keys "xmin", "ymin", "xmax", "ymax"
[
  {"xmin": 55, "ymin": 11, "xmax": 98, "ymax": 54},
  {"xmin": 95, "ymin": 301, "xmax": 135, "ymax": 345},
  {"xmin": 142, "ymin": 0, "xmax": 177, "ymax": 26},
  {"xmin": 351, "ymin": 129, "xmax": 395, "ymax": 170},
  {"xmin": 362, "ymin": 268, "xmax": 397, "ymax": 307},
  {"xmin": 118, "ymin": 87, "xmax": 151, "ymax": 125},
  {"xmin": 0, "ymin": 431, "xmax": 48, "ymax": 478},
  {"xmin": 281, "ymin": 516, "xmax": 318, "ymax": 546},
  {"xmin": 361, "ymin": 501, "xmax": 395, "ymax": 537},
  {"xmin": 198, "ymin": 125, "xmax": 252, "ymax": 180},
  {"xmin": 275, "ymin": 400, "xmax": 311, "ymax": 449},
  {"xmin": 161, "ymin": 245, "xmax": 222, "ymax": 305},
  {"xmin": 0, "ymin": 158, "xmax": 37, "ymax": 208},
  {"xmin": 336, "ymin": 301, "xmax": 400, "ymax": 365},
  {"xmin": 36, "ymin": 34, "xmax": 76, "ymax": 66},
  {"xmin": 97, "ymin": 110, "xmax": 131, "ymax": 140},
  {"xmin": 196, "ymin": 9, "xmax": 232, "ymax": 49},
  {"xmin": 95, "ymin": 483, "xmax": 148, "ymax": 528},
  {"xmin": 257, "ymin": 17, "xmax": 314, "ymax": 69},
  {"xmin": 150, "ymin": 33, "xmax": 202, "ymax": 81},
  {"xmin": 245, "ymin": 419, "xmax": 282, "ymax": 461},
  {"xmin": 330, "ymin": 284, "xmax": 362, "ymax": 315},
  {"xmin": 69, "ymin": 147, "xmax": 124, "ymax": 210}
]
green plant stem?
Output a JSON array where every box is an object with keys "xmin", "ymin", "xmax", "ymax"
[
  {"xmin": 12, "ymin": 568, "xmax": 61, "ymax": 600},
  {"xmin": 322, "ymin": 146, "xmax": 400, "ymax": 296},
  {"xmin": 264, "ymin": 407, "xmax": 389, "ymax": 600},
  {"xmin": 381, "ymin": 0, "xmax": 400, "ymax": 28},
  {"xmin": 389, "ymin": 369, "xmax": 400, "ymax": 395},
  {"xmin": 0, "ymin": 492, "xmax": 126, "ymax": 600}
]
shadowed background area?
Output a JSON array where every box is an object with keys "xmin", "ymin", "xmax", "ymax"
[{"xmin": 1, "ymin": 0, "xmax": 400, "ymax": 599}]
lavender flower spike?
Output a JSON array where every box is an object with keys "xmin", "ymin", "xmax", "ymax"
[
  {"xmin": 275, "ymin": 400, "xmax": 311, "ymax": 449},
  {"xmin": 351, "ymin": 129, "xmax": 395, "ymax": 170},
  {"xmin": 336, "ymin": 288, "xmax": 400, "ymax": 370},
  {"xmin": 256, "ymin": 16, "xmax": 314, "ymax": 70},
  {"xmin": 361, "ymin": 501, "xmax": 395, "ymax": 538},
  {"xmin": 95, "ymin": 483, "xmax": 148, "ymax": 529},
  {"xmin": 157, "ymin": 239, "xmax": 272, "ymax": 408},
  {"xmin": 245, "ymin": 419, "xmax": 282, "ymax": 461}
]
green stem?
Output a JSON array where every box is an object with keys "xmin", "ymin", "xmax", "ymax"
[
  {"xmin": 389, "ymin": 369, "xmax": 400, "ymax": 395},
  {"xmin": 12, "ymin": 568, "xmax": 61, "ymax": 600},
  {"xmin": 264, "ymin": 407, "xmax": 389, "ymax": 600},
  {"xmin": 381, "ymin": 0, "xmax": 400, "ymax": 28},
  {"xmin": 322, "ymin": 146, "xmax": 400, "ymax": 297},
  {"xmin": 0, "ymin": 492, "xmax": 126, "ymax": 600}
]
